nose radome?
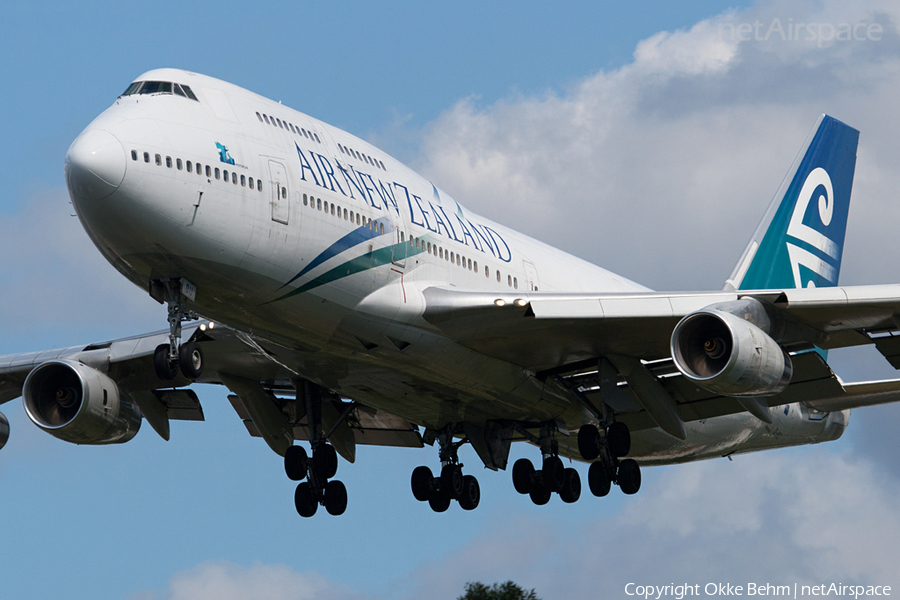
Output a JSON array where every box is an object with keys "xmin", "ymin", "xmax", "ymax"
[{"xmin": 65, "ymin": 129, "xmax": 126, "ymax": 200}]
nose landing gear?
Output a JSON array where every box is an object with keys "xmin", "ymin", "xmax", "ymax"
[{"xmin": 150, "ymin": 278, "xmax": 204, "ymax": 381}]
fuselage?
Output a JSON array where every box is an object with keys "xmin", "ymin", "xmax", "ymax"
[{"xmin": 63, "ymin": 68, "xmax": 846, "ymax": 464}]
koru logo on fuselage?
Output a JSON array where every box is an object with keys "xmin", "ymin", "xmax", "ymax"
[
  {"xmin": 216, "ymin": 142, "xmax": 235, "ymax": 165},
  {"xmin": 785, "ymin": 167, "xmax": 838, "ymax": 288}
]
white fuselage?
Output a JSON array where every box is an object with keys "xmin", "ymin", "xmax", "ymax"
[{"xmin": 64, "ymin": 69, "xmax": 846, "ymax": 464}]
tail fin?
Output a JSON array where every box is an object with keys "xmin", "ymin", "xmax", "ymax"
[{"xmin": 724, "ymin": 115, "xmax": 859, "ymax": 291}]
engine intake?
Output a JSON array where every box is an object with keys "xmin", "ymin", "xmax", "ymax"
[
  {"xmin": 23, "ymin": 359, "xmax": 141, "ymax": 444},
  {"xmin": 671, "ymin": 305, "xmax": 792, "ymax": 397}
]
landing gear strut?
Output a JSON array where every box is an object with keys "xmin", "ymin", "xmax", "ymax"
[
  {"xmin": 511, "ymin": 422, "xmax": 582, "ymax": 505},
  {"xmin": 578, "ymin": 421, "xmax": 641, "ymax": 496},
  {"xmin": 151, "ymin": 278, "xmax": 204, "ymax": 381},
  {"xmin": 284, "ymin": 382, "xmax": 347, "ymax": 517},
  {"xmin": 411, "ymin": 426, "xmax": 481, "ymax": 512}
]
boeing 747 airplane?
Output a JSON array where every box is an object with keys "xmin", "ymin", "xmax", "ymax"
[{"xmin": 3, "ymin": 69, "xmax": 900, "ymax": 517}]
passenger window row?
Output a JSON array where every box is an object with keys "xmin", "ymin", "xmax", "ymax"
[
  {"xmin": 256, "ymin": 112, "xmax": 321, "ymax": 144},
  {"xmin": 130, "ymin": 149, "xmax": 263, "ymax": 192},
  {"xmin": 408, "ymin": 236, "xmax": 525, "ymax": 288},
  {"xmin": 302, "ymin": 193, "xmax": 385, "ymax": 235},
  {"xmin": 408, "ymin": 236, "xmax": 488, "ymax": 277},
  {"xmin": 337, "ymin": 144, "xmax": 386, "ymax": 171}
]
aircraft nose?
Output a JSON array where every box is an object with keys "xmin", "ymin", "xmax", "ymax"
[{"xmin": 65, "ymin": 129, "xmax": 126, "ymax": 200}]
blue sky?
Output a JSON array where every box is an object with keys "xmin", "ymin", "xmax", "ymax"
[{"xmin": 3, "ymin": 1, "xmax": 900, "ymax": 599}]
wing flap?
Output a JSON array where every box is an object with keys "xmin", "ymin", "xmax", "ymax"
[
  {"xmin": 230, "ymin": 394, "xmax": 423, "ymax": 449},
  {"xmin": 559, "ymin": 352, "xmax": 843, "ymax": 433}
]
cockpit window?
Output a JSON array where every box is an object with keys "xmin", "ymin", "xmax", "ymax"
[
  {"xmin": 180, "ymin": 85, "xmax": 198, "ymax": 101},
  {"xmin": 121, "ymin": 81, "xmax": 142, "ymax": 96},
  {"xmin": 120, "ymin": 80, "xmax": 199, "ymax": 101},
  {"xmin": 139, "ymin": 81, "xmax": 173, "ymax": 95}
]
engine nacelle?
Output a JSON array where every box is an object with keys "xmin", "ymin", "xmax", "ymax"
[
  {"xmin": 22, "ymin": 359, "xmax": 141, "ymax": 444},
  {"xmin": 0, "ymin": 411, "xmax": 9, "ymax": 450},
  {"xmin": 671, "ymin": 305, "xmax": 792, "ymax": 397}
]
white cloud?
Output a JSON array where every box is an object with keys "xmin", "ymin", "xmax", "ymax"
[
  {"xmin": 633, "ymin": 17, "xmax": 739, "ymax": 76},
  {"xmin": 140, "ymin": 562, "xmax": 360, "ymax": 600}
]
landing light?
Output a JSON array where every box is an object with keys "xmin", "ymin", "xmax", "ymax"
[
  {"xmin": 494, "ymin": 299, "xmax": 506, "ymax": 307},
  {"xmin": 514, "ymin": 299, "xmax": 527, "ymax": 307}
]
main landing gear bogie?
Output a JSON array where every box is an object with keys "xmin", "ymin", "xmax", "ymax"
[
  {"xmin": 411, "ymin": 427, "xmax": 481, "ymax": 512},
  {"xmin": 411, "ymin": 464, "xmax": 482, "ymax": 512},
  {"xmin": 578, "ymin": 422, "xmax": 642, "ymax": 498},
  {"xmin": 285, "ymin": 442, "xmax": 348, "ymax": 517},
  {"xmin": 511, "ymin": 456, "xmax": 583, "ymax": 505},
  {"xmin": 510, "ymin": 422, "xmax": 586, "ymax": 506}
]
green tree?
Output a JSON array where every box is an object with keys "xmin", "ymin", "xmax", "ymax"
[{"xmin": 458, "ymin": 581, "xmax": 540, "ymax": 600}]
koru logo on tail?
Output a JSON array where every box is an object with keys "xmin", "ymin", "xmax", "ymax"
[{"xmin": 785, "ymin": 167, "xmax": 838, "ymax": 288}]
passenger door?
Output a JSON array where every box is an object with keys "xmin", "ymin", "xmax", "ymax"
[{"xmin": 269, "ymin": 160, "xmax": 289, "ymax": 225}]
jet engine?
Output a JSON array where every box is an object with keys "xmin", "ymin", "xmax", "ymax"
[
  {"xmin": 0, "ymin": 411, "xmax": 9, "ymax": 450},
  {"xmin": 670, "ymin": 303, "xmax": 792, "ymax": 397},
  {"xmin": 22, "ymin": 359, "xmax": 141, "ymax": 444}
]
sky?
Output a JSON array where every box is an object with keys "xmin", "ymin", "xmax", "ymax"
[{"xmin": 2, "ymin": 1, "xmax": 900, "ymax": 599}]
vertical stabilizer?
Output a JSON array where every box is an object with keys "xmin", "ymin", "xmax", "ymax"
[{"xmin": 724, "ymin": 115, "xmax": 859, "ymax": 291}]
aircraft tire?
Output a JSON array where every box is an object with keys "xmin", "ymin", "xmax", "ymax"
[
  {"xmin": 284, "ymin": 445, "xmax": 308, "ymax": 481},
  {"xmin": 577, "ymin": 424, "xmax": 601, "ymax": 460},
  {"xmin": 428, "ymin": 491, "xmax": 451, "ymax": 513},
  {"xmin": 440, "ymin": 464, "xmax": 464, "ymax": 500},
  {"xmin": 294, "ymin": 482, "xmax": 318, "ymax": 517},
  {"xmin": 458, "ymin": 475, "xmax": 480, "ymax": 511},
  {"xmin": 529, "ymin": 483, "xmax": 552, "ymax": 506},
  {"xmin": 542, "ymin": 456, "xmax": 565, "ymax": 493},
  {"xmin": 512, "ymin": 458, "xmax": 535, "ymax": 494},
  {"xmin": 153, "ymin": 344, "xmax": 178, "ymax": 380},
  {"xmin": 560, "ymin": 468, "xmax": 581, "ymax": 503},
  {"xmin": 608, "ymin": 422, "xmax": 631, "ymax": 457},
  {"xmin": 588, "ymin": 461, "xmax": 611, "ymax": 497},
  {"xmin": 324, "ymin": 480, "xmax": 348, "ymax": 516},
  {"xmin": 313, "ymin": 444, "xmax": 338, "ymax": 480},
  {"xmin": 179, "ymin": 342, "xmax": 203, "ymax": 379},
  {"xmin": 411, "ymin": 466, "xmax": 434, "ymax": 501},
  {"xmin": 618, "ymin": 459, "xmax": 641, "ymax": 495}
]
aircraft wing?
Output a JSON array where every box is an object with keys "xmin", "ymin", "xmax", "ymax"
[
  {"xmin": 0, "ymin": 324, "xmax": 423, "ymax": 454},
  {"xmin": 422, "ymin": 284, "xmax": 900, "ymax": 370},
  {"xmin": 421, "ymin": 283, "xmax": 900, "ymax": 431}
]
